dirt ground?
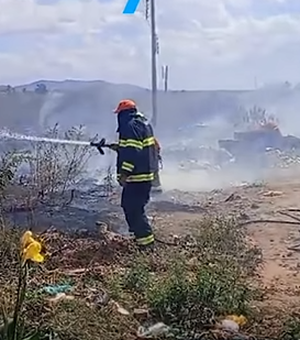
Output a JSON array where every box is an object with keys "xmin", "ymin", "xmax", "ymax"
[
  {"xmin": 248, "ymin": 177, "xmax": 300, "ymax": 311},
  {"xmin": 154, "ymin": 168, "xmax": 300, "ymax": 315}
]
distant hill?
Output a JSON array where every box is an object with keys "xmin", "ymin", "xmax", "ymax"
[{"xmin": 0, "ymin": 79, "xmax": 299, "ymax": 138}]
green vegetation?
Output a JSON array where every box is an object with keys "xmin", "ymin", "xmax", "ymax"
[{"xmin": 0, "ymin": 215, "xmax": 262, "ymax": 340}]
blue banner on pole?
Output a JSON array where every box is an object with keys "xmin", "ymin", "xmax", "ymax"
[{"xmin": 123, "ymin": 0, "xmax": 141, "ymax": 14}]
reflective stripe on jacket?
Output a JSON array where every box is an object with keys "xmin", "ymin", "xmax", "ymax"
[{"xmin": 116, "ymin": 110, "xmax": 157, "ymax": 182}]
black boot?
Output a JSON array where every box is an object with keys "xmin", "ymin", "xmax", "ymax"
[{"xmin": 137, "ymin": 242, "xmax": 155, "ymax": 253}]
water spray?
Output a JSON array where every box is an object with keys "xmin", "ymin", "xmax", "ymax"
[
  {"xmin": 0, "ymin": 130, "xmax": 114, "ymax": 155},
  {"xmin": 0, "ymin": 129, "xmax": 90, "ymax": 146}
]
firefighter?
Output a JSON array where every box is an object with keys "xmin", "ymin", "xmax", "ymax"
[
  {"xmin": 110, "ymin": 99, "xmax": 157, "ymax": 248},
  {"xmin": 110, "ymin": 112, "xmax": 163, "ymax": 193}
]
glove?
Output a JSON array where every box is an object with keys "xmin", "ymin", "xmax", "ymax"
[
  {"xmin": 118, "ymin": 174, "xmax": 128, "ymax": 187},
  {"xmin": 108, "ymin": 143, "xmax": 119, "ymax": 152}
]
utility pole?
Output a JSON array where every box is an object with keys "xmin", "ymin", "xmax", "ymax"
[
  {"xmin": 162, "ymin": 65, "xmax": 169, "ymax": 92},
  {"xmin": 150, "ymin": 0, "xmax": 158, "ymax": 127}
]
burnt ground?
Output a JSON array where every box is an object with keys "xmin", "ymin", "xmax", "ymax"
[{"xmin": 2, "ymin": 182, "xmax": 206, "ymax": 234}]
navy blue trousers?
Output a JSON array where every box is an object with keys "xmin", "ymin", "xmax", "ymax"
[{"xmin": 121, "ymin": 182, "xmax": 153, "ymax": 243}]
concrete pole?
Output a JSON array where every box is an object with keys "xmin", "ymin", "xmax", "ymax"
[
  {"xmin": 164, "ymin": 65, "xmax": 168, "ymax": 92},
  {"xmin": 150, "ymin": 0, "xmax": 158, "ymax": 127}
]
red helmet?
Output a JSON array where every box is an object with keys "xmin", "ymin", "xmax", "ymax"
[{"xmin": 113, "ymin": 99, "xmax": 137, "ymax": 114}]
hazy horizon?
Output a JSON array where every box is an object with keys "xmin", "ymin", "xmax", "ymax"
[{"xmin": 1, "ymin": 0, "xmax": 300, "ymax": 90}]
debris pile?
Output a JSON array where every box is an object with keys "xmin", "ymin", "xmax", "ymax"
[
  {"xmin": 164, "ymin": 145, "xmax": 233, "ymax": 171},
  {"xmin": 265, "ymin": 148, "xmax": 300, "ymax": 168}
]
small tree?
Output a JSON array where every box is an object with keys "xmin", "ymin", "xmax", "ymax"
[{"xmin": 0, "ymin": 125, "xmax": 95, "ymax": 216}]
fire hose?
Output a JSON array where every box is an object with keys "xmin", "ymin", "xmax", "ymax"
[
  {"xmin": 90, "ymin": 138, "xmax": 116, "ymax": 155},
  {"xmin": 90, "ymin": 138, "xmax": 164, "ymax": 169}
]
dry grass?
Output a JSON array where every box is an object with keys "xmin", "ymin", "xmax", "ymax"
[
  {"xmin": 0, "ymin": 125, "xmax": 94, "ymax": 215},
  {"xmin": 0, "ymin": 215, "xmax": 263, "ymax": 340}
]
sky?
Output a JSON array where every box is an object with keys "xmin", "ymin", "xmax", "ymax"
[{"xmin": 0, "ymin": 0, "xmax": 300, "ymax": 89}]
